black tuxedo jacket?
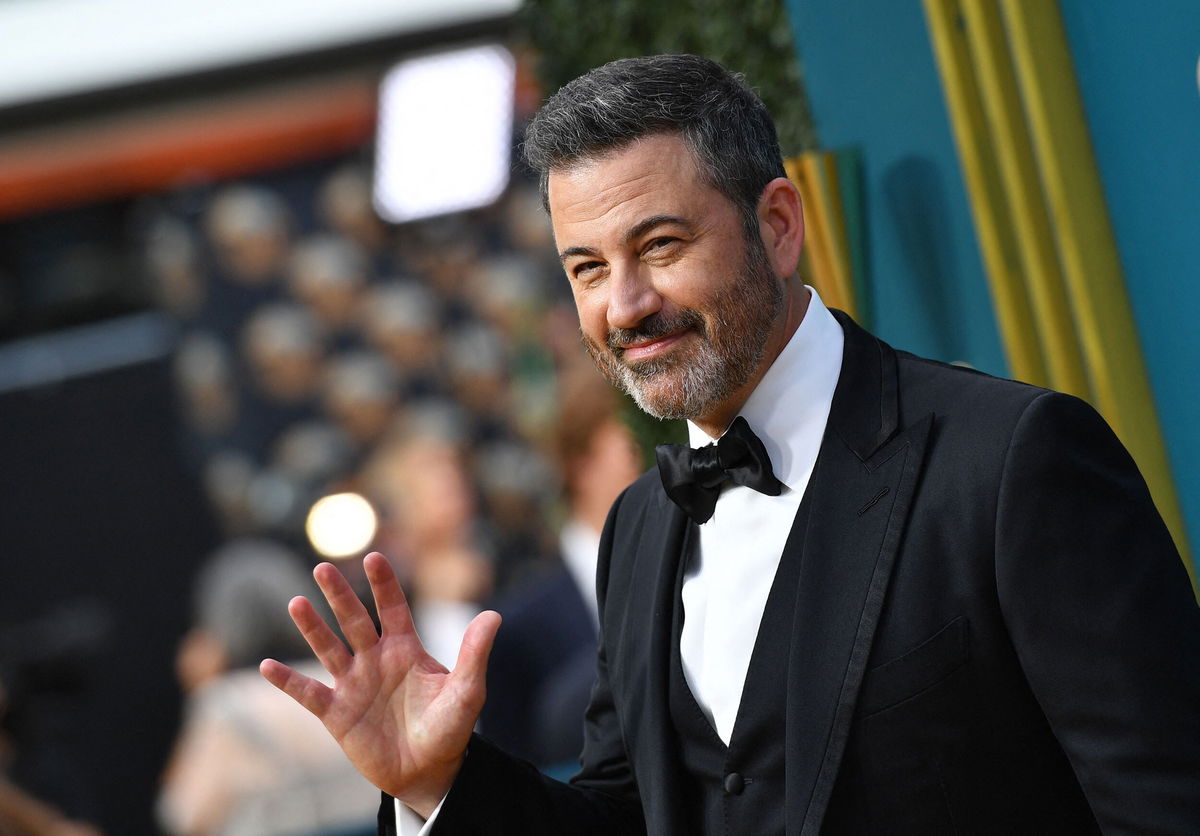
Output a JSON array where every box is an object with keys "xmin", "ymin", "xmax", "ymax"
[{"xmin": 391, "ymin": 313, "xmax": 1200, "ymax": 835}]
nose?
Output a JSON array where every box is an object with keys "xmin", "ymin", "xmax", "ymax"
[{"xmin": 606, "ymin": 263, "xmax": 662, "ymax": 331}]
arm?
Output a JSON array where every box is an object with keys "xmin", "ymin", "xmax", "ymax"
[{"xmin": 995, "ymin": 392, "xmax": 1200, "ymax": 832}]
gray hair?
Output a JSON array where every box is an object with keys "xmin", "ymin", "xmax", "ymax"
[
  {"xmin": 193, "ymin": 539, "xmax": 314, "ymax": 668},
  {"xmin": 521, "ymin": 54, "xmax": 786, "ymax": 235}
]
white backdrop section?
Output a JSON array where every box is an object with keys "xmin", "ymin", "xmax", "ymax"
[{"xmin": 0, "ymin": 0, "xmax": 520, "ymax": 109}]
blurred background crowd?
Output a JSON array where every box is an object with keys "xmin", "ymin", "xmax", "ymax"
[
  {"xmin": 1, "ymin": 0, "xmax": 1196, "ymax": 833},
  {"xmin": 1, "ymin": 96, "xmax": 652, "ymax": 835},
  {"xmin": 145, "ymin": 154, "xmax": 641, "ymax": 834}
]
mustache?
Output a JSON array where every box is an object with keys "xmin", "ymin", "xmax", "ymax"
[{"xmin": 606, "ymin": 309, "xmax": 705, "ymax": 353}]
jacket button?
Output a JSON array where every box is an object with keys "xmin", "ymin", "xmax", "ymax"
[{"xmin": 723, "ymin": 772, "xmax": 744, "ymax": 795}]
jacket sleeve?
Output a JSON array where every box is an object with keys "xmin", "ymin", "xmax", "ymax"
[
  {"xmin": 421, "ymin": 732, "xmax": 643, "ymax": 835},
  {"xmin": 995, "ymin": 391, "xmax": 1200, "ymax": 833}
]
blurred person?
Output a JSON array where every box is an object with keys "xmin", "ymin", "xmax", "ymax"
[
  {"xmin": 357, "ymin": 282, "xmax": 445, "ymax": 398},
  {"xmin": 472, "ymin": 439, "xmax": 558, "ymax": 590},
  {"xmin": 320, "ymin": 352, "xmax": 399, "ymax": 451},
  {"xmin": 441, "ymin": 323, "xmax": 511, "ymax": 443},
  {"xmin": 173, "ymin": 332, "xmax": 238, "ymax": 443},
  {"xmin": 202, "ymin": 185, "xmax": 291, "ymax": 342},
  {"xmin": 469, "ymin": 255, "xmax": 545, "ymax": 341},
  {"xmin": 469, "ymin": 256, "xmax": 560, "ymax": 440},
  {"xmin": 503, "ymin": 183, "xmax": 555, "ymax": 257},
  {"xmin": 242, "ymin": 468, "xmax": 307, "ymax": 538},
  {"xmin": 287, "ymin": 234, "xmax": 371, "ymax": 348},
  {"xmin": 499, "ymin": 183, "xmax": 567, "ymax": 308},
  {"xmin": 270, "ymin": 420, "xmax": 357, "ymax": 492},
  {"xmin": 201, "ymin": 450, "xmax": 258, "ymax": 536},
  {"xmin": 403, "ymin": 218, "xmax": 481, "ymax": 323},
  {"xmin": 145, "ymin": 214, "xmax": 205, "ymax": 321},
  {"xmin": 479, "ymin": 364, "xmax": 641, "ymax": 771},
  {"xmin": 159, "ymin": 539, "xmax": 378, "ymax": 836},
  {"xmin": 240, "ymin": 303, "xmax": 324, "ymax": 403},
  {"xmin": 387, "ymin": 397, "xmax": 470, "ymax": 450},
  {"xmin": 361, "ymin": 423, "xmax": 492, "ymax": 670},
  {"xmin": 315, "ymin": 166, "xmax": 387, "ymax": 256},
  {"xmin": 254, "ymin": 420, "xmax": 358, "ymax": 540},
  {"xmin": 205, "ymin": 185, "xmax": 290, "ymax": 288},
  {"xmin": 237, "ymin": 303, "xmax": 324, "ymax": 475}
]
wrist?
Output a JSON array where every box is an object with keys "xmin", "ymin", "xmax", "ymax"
[{"xmin": 399, "ymin": 749, "xmax": 466, "ymax": 819}]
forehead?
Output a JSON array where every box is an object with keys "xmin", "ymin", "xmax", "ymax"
[{"xmin": 547, "ymin": 134, "xmax": 726, "ymax": 245}]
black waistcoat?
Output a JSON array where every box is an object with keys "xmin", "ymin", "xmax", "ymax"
[{"xmin": 668, "ymin": 495, "xmax": 813, "ymax": 835}]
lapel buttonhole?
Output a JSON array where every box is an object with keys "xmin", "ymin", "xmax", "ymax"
[{"xmin": 857, "ymin": 486, "xmax": 890, "ymax": 517}]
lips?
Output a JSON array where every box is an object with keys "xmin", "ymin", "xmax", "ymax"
[
  {"xmin": 618, "ymin": 330, "xmax": 690, "ymax": 363},
  {"xmin": 608, "ymin": 309, "xmax": 705, "ymax": 367}
]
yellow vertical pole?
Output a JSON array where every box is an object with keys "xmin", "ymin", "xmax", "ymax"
[
  {"xmin": 923, "ymin": 0, "xmax": 1048, "ymax": 386},
  {"xmin": 999, "ymin": 0, "xmax": 1193, "ymax": 581},
  {"xmin": 786, "ymin": 153, "xmax": 856, "ymax": 317},
  {"xmin": 958, "ymin": 0, "xmax": 1090, "ymax": 400}
]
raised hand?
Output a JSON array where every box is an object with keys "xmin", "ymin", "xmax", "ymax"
[{"xmin": 260, "ymin": 552, "xmax": 501, "ymax": 817}]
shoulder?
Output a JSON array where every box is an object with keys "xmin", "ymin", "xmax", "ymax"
[
  {"xmin": 878, "ymin": 347, "xmax": 1139, "ymax": 514},
  {"xmin": 895, "ymin": 350, "xmax": 1047, "ymax": 418},
  {"xmin": 890, "ymin": 350, "xmax": 1094, "ymax": 453}
]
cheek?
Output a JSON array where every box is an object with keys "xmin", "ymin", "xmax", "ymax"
[{"xmin": 573, "ymin": 291, "xmax": 609, "ymax": 343}]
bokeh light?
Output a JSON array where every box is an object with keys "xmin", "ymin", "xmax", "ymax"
[{"xmin": 305, "ymin": 491, "xmax": 378, "ymax": 559}]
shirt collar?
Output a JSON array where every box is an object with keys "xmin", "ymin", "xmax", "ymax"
[{"xmin": 686, "ymin": 286, "xmax": 844, "ymax": 490}]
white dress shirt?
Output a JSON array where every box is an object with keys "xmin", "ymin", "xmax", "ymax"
[
  {"xmin": 680, "ymin": 287, "xmax": 843, "ymax": 743},
  {"xmin": 398, "ymin": 287, "xmax": 843, "ymax": 831}
]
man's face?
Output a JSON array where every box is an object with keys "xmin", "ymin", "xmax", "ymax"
[{"xmin": 548, "ymin": 133, "xmax": 784, "ymax": 425}]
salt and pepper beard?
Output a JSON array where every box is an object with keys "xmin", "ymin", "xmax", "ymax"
[{"xmin": 581, "ymin": 235, "xmax": 785, "ymax": 422}]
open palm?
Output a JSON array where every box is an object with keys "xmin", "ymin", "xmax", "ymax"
[{"xmin": 260, "ymin": 552, "xmax": 500, "ymax": 816}]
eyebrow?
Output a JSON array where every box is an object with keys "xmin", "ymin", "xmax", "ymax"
[{"xmin": 558, "ymin": 214, "xmax": 691, "ymax": 264}]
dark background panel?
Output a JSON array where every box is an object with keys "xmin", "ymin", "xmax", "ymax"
[{"xmin": 0, "ymin": 354, "xmax": 220, "ymax": 834}]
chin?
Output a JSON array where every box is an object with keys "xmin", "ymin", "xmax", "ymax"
[{"xmin": 624, "ymin": 367, "xmax": 723, "ymax": 422}]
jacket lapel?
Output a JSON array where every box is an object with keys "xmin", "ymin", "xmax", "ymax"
[
  {"xmin": 613, "ymin": 486, "xmax": 691, "ymax": 832},
  {"xmin": 785, "ymin": 312, "xmax": 933, "ymax": 834}
]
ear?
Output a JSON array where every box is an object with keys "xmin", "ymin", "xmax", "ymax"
[{"xmin": 756, "ymin": 177, "xmax": 805, "ymax": 278}]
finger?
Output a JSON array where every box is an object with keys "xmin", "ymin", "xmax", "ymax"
[
  {"xmin": 449, "ymin": 610, "xmax": 502, "ymax": 701},
  {"xmin": 363, "ymin": 552, "xmax": 419, "ymax": 639},
  {"xmin": 288, "ymin": 595, "xmax": 354, "ymax": 677},
  {"xmin": 313, "ymin": 561, "xmax": 381, "ymax": 653},
  {"xmin": 259, "ymin": 658, "xmax": 333, "ymax": 718}
]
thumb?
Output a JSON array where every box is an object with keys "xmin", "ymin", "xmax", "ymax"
[{"xmin": 450, "ymin": 610, "xmax": 502, "ymax": 695}]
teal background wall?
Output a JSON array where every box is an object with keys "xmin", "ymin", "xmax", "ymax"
[
  {"xmin": 1057, "ymin": 0, "xmax": 1199, "ymax": 556},
  {"xmin": 784, "ymin": 2, "xmax": 1007, "ymax": 375},
  {"xmin": 784, "ymin": 0, "xmax": 1198, "ymax": 559}
]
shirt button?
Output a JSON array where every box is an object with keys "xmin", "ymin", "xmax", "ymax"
[{"xmin": 723, "ymin": 772, "xmax": 744, "ymax": 795}]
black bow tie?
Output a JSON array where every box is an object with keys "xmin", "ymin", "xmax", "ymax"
[{"xmin": 655, "ymin": 416, "xmax": 783, "ymax": 524}]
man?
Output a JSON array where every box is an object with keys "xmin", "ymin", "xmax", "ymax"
[{"xmin": 261, "ymin": 55, "xmax": 1200, "ymax": 834}]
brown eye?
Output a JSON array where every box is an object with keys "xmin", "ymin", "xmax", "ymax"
[
  {"xmin": 573, "ymin": 261, "xmax": 602, "ymax": 280},
  {"xmin": 642, "ymin": 237, "xmax": 680, "ymax": 259}
]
